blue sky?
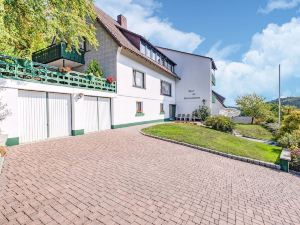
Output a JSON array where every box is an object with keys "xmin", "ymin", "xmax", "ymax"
[{"xmin": 96, "ymin": 0, "xmax": 300, "ymax": 105}]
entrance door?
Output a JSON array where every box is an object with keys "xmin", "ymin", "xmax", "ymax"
[
  {"xmin": 18, "ymin": 90, "xmax": 48, "ymax": 143},
  {"xmin": 169, "ymin": 104, "xmax": 176, "ymax": 120},
  {"xmin": 48, "ymin": 93, "xmax": 72, "ymax": 138}
]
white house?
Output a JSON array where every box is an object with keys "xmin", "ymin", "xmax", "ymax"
[
  {"xmin": 157, "ymin": 47, "xmax": 226, "ymax": 116},
  {"xmin": 0, "ymin": 6, "xmax": 225, "ymax": 146}
]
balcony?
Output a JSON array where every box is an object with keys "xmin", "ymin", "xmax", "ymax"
[
  {"xmin": 0, "ymin": 54, "xmax": 116, "ymax": 93},
  {"xmin": 32, "ymin": 42, "xmax": 85, "ymax": 68}
]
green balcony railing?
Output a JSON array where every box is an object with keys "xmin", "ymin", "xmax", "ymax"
[
  {"xmin": 32, "ymin": 42, "xmax": 85, "ymax": 65},
  {"xmin": 212, "ymin": 72, "xmax": 216, "ymax": 86},
  {"xmin": 0, "ymin": 54, "xmax": 116, "ymax": 93}
]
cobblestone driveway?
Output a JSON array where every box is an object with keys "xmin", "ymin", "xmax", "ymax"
[{"xmin": 1, "ymin": 125, "xmax": 300, "ymax": 225}]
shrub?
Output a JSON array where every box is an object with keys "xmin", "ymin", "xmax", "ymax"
[
  {"xmin": 192, "ymin": 105, "xmax": 210, "ymax": 121},
  {"xmin": 280, "ymin": 110, "xmax": 300, "ymax": 134},
  {"xmin": 205, "ymin": 116, "xmax": 235, "ymax": 132},
  {"xmin": 290, "ymin": 149, "xmax": 300, "ymax": 172},
  {"xmin": 85, "ymin": 59, "xmax": 103, "ymax": 77},
  {"xmin": 277, "ymin": 131, "xmax": 300, "ymax": 149}
]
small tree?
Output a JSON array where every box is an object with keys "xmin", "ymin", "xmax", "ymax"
[
  {"xmin": 192, "ymin": 105, "xmax": 211, "ymax": 121},
  {"xmin": 85, "ymin": 60, "xmax": 103, "ymax": 77},
  {"xmin": 236, "ymin": 93, "xmax": 269, "ymax": 124}
]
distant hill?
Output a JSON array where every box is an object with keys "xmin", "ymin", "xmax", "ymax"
[{"xmin": 269, "ymin": 97, "xmax": 300, "ymax": 108}]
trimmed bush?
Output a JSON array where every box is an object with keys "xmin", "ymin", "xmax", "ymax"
[
  {"xmin": 277, "ymin": 130, "xmax": 300, "ymax": 149},
  {"xmin": 192, "ymin": 105, "xmax": 210, "ymax": 121},
  {"xmin": 205, "ymin": 116, "xmax": 235, "ymax": 132}
]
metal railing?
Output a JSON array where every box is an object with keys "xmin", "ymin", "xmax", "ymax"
[
  {"xmin": 0, "ymin": 54, "xmax": 116, "ymax": 93},
  {"xmin": 32, "ymin": 42, "xmax": 85, "ymax": 64}
]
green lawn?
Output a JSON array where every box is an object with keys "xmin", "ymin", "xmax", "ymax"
[
  {"xmin": 235, "ymin": 124, "xmax": 274, "ymax": 141},
  {"xmin": 142, "ymin": 123, "xmax": 281, "ymax": 164}
]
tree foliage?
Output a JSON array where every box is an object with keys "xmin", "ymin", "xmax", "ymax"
[
  {"xmin": 280, "ymin": 110, "xmax": 300, "ymax": 134},
  {"xmin": 0, "ymin": 0, "xmax": 98, "ymax": 58},
  {"xmin": 236, "ymin": 93, "xmax": 270, "ymax": 124},
  {"xmin": 86, "ymin": 59, "xmax": 103, "ymax": 77}
]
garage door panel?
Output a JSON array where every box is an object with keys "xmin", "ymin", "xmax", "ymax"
[
  {"xmin": 18, "ymin": 90, "xmax": 48, "ymax": 143},
  {"xmin": 84, "ymin": 96, "xmax": 98, "ymax": 133},
  {"xmin": 48, "ymin": 93, "xmax": 71, "ymax": 138},
  {"xmin": 98, "ymin": 97, "xmax": 111, "ymax": 130}
]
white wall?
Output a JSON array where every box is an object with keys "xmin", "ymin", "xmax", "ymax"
[
  {"xmin": 158, "ymin": 48, "xmax": 213, "ymax": 115},
  {"xmin": 211, "ymin": 99, "xmax": 226, "ymax": 115},
  {"xmin": 0, "ymin": 86, "xmax": 18, "ymax": 139},
  {"xmin": 113, "ymin": 52, "xmax": 176, "ymax": 126},
  {"xmin": 0, "ymin": 78, "xmax": 116, "ymax": 144}
]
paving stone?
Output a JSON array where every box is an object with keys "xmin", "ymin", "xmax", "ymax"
[{"xmin": 0, "ymin": 125, "xmax": 300, "ymax": 225}]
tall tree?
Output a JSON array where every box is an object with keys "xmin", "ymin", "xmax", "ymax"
[
  {"xmin": 236, "ymin": 93, "xmax": 270, "ymax": 124},
  {"xmin": 0, "ymin": 0, "xmax": 98, "ymax": 58}
]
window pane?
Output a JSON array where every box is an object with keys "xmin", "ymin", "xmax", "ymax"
[
  {"xmin": 161, "ymin": 81, "xmax": 171, "ymax": 96},
  {"xmin": 151, "ymin": 51, "xmax": 156, "ymax": 60},
  {"xmin": 146, "ymin": 46, "xmax": 151, "ymax": 58},
  {"xmin": 160, "ymin": 103, "xmax": 164, "ymax": 113},
  {"xmin": 157, "ymin": 54, "xmax": 161, "ymax": 64},
  {"xmin": 133, "ymin": 70, "xmax": 145, "ymax": 88},
  {"xmin": 135, "ymin": 71, "xmax": 143, "ymax": 87},
  {"xmin": 136, "ymin": 102, "xmax": 143, "ymax": 112},
  {"xmin": 140, "ymin": 43, "xmax": 146, "ymax": 55}
]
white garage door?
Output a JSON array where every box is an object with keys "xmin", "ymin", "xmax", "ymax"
[
  {"xmin": 98, "ymin": 97, "xmax": 111, "ymax": 130},
  {"xmin": 84, "ymin": 96, "xmax": 99, "ymax": 133},
  {"xmin": 48, "ymin": 93, "xmax": 72, "ymax": 138},
  {"xmin": 18, "ymin": 90, "xmax": 48, "ymax": 143}
]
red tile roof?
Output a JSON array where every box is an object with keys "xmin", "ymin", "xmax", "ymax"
[{"xmin": 94, "ymin": 6, "xmax": 180, "ymax": 79}]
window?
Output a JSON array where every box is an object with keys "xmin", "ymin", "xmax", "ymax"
[
  {"xmin": 157, "ymin": 54, "xmax": 161, "ymax": 64},
  {"xmin": 146, "ymin": 46, "xmax": 151, "ymax": 58},
  {"xmin": 140, "ymin": 42, "xmax": 146, "ymax": 55},
  {"xmin": 133, "ymin": 70, "xmax": 145, "ymax": 88},
  {"xmin": 170, "ymin": 65, "xmax": 174, "ymax": 72},
  {"xmin": 160, "ymin": 103, "xmax": 164, "ymax": 114},
  {"xmin": 136, "ymin": 102, "xmax": 143, "ymax": 113},
  {"xmin": 161, "ymin": 80, "xmax": 172, "ymax": 96},
  {"xmin": 151, "ymin": 50, "xmax": 156, "ymax": 61}
]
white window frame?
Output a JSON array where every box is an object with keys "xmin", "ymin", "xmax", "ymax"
[{"xmin": 133, "ymin": 69, "xmax": 145, "ymax": 89}]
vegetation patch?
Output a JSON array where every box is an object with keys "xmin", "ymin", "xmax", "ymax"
[
  {"xmin": 143, "ymin": 123, "xmax": 281, "ymax": 164},
  {"xmin": 235, "ymin": 124, "xmax": 274, "ymax": 141}
]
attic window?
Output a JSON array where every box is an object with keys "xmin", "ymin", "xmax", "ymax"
[{"xmin": 140, "ymin": 43, "xmax": 146, "ymax": 55}]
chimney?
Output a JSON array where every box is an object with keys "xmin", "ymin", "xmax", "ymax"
[{"xmin": 117, "ymin": 15, "xmax": 127, "ymax": 29}]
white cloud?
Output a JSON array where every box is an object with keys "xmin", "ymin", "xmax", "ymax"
[
  {"xmin": 211, "ymin": 18, "xmax": 300, "ymax": 105},
  {"xmin": 206, "ymin": 41, "xmax": 240, "ymax": 61},
  {"xmin": 95, "ymin": 0, "xmax": 203, "ymax": 53},
  {"xmin": 259, "ymin": 0, "xmax": 300, "ymax": 13}
]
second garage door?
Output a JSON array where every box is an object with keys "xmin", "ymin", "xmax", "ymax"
[
  {"xmin": 84, "ymin": 96, "xmax": 111, "ymax": 133},
  {"xmin": 48, "ymin": 93, "xmax": 72, "ymax": 138}
]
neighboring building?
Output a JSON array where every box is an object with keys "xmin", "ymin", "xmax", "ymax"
[
  {"xmin": 157, "ymin": 47, "xmax": 222, "ymax": 115},
  {"xmin": 0, "ymin": 6, "xmax": 225, "ymax": 146},
  {"xmin": 212, "ymin": 91, "xmax": 226, "ymax": 115}
]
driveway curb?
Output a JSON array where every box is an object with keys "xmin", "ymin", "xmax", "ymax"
[{"xmin": 140, "ymin": 131, "xmax": 281, "ymax": 171}]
